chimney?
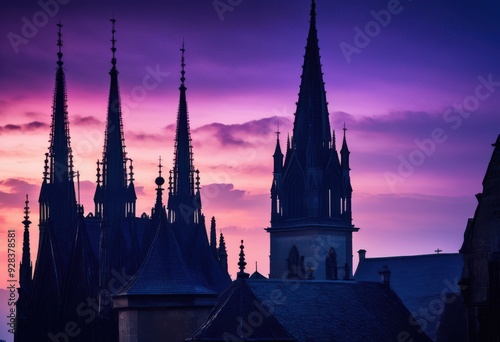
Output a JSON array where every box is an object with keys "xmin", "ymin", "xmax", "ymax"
[
  {"xmin": 378, "ymin": 265, "xmax": 391, "ymax": 286},
  {"xmin": 358, "ymin": 249, "xmax": 366, "ymax": 263}
]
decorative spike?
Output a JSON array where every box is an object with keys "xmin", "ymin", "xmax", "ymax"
[
  {"xmin": 111, "ymin": 18, "xmax": 117, "ymax": 67},
  {"xmin": 43, "ymin": 153, "xmax": 49, "ymax": 181},
  {"xmin": 180, "ymin": 41, "xmax": 186, "ymax": 87},
  {"xmin": 210, "ymin": 217, "xmax": 217, "ymax": 258},
  {"xmin": 168, "ymin": 170, "xmax": 173, "ymax": 193},
  {"xmin": 237, "ymin": 240, "xmax": 249, "ymax": 279},
  {"xmin": 158, "ymin": 156, "xmax": 163, "ymax": 178},
  {"xmin": 128, "ymin": 158, "xmax": 134, "ymax": 182},
  {"xmin": 68, "ymin": 147, "xmax": 74, "ymax": 180},
  {"xmin": 96, "ymin": 159, "xmax": 101, "ymax": 185},
  {"xmin": 218, "ymin": 231, "xmax": 228, "ymax": 274},
  {"xmin": 23, "ymin": 194, "xmax": 31, "ymax": 226},
  {"xmin": 56, "ymin": 21, "xmax": 63, "ymax": 67},
  {"xmin": 20, "ymin": 194, "xmax": 33, "ymax": 289},
  {"xmin": 332, "ymin": 129, "xmax": 336, "ymax": 150},
  {"xmin": 195, "ymin": 169, "xmax": 200, "ymax": 191}
]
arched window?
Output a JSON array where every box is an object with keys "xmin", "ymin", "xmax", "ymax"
[
  {"xmin": 287, "ymin": 245, "xmax": 303, "ymax": 279},
  {"xmin": 325, "ymin": 247, "xmax": 337, "ymax": 280}
]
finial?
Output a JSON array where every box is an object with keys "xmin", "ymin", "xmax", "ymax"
[
  {"xmin": 195, "ymin": 169, "xmax": 200, "ymax": 191},
  {"xmin": 255, "ymin": 261, "xmax": 258, "ymax": 272},
  {"xmin": 435, "ymin": 248, "xmax": 442, "ymax": 254},
  {"xmin": 238, "ymin": 240, "xmax": 246, "ymax": 272},
  {"xmin": 76, "ymin": 170, "xmax": 80, "ymax": 205},
  {"xmin": 155, "ymin": 156, "xmax": 165, "ymax": 187},
  {"xmin": 96, "ymin": 159, "xmax": 101, "ymax": 186},
  {"xmin": 22, "ymin": 194, "xmax": 31, "ymax": 227},
  {"xmin": 343, "ymin": 122, "xmax": 347, "ymax": 138},
  {"xmin": 128, "ymin": 158, "xmax": 134, "ymax": 182},
  {"xmin": 43, "ymin": 153, "xmax": 49, "ymax": 181},
  {"xmin": 168, "ymin": 170, "xmax": 173, "ymax": 193},
  {"xmin": 57, "ymin": 21, "xmax": 63, "ymax": 67},
  {"xmin": 69, "ymin": 148, "xmax": 74, "ymax": 180},
  {"xmin": 310, "ymin": 0, "xmax": 317, "ymax": 27},
  {"xmin": 275, "ymin": 121, "xmax": 280, "ymax": 140},
  {"xmin": 111, "ymin": 18, "xmax": 117, "ymax": 67},
  {"xmin": 180, "ymin": 41, "xmax": 186, "ymax": 87},
  {"xmin": 237, "ymin": 240, "xmax": 249, "ymax": 278}
]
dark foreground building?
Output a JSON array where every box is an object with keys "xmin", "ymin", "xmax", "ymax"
[
  {"xmin": 188, "ymin": 278, "xmax": 432, "ymax": 342},
  {"xmin": 15, "ymin": 21, "xmax": 229, "ymax": 342},
  {"xmin": 355, "ymin": 252, "xmax": 466, "ymax": 341},
  {"xmin": 460, "ymin": 133, "xmax": 500, "ymax": 341}
]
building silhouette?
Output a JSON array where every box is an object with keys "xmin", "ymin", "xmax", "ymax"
[
  {"xmin": 15, "ymin": 20, "xmax": 229, "ymax": 342},
  {"xmin": 460, "ymin": 133, "xmax": 500, "ymax": 341},
  {"xmin": 15, "ymin": 0, "xmax": 498, "ymax": 341},
  {"xmin": 266, "ymin": 0, "xmax": 357, "ymax": 281}
]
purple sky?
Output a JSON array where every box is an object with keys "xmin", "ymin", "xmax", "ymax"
[{"xmin": 1, "ymin": 4, "xmax": 500, "ymax": 333}]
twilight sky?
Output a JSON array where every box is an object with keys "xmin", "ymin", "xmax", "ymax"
[{"xmin": 1, "ymin": 0, "xmax": 500, "ymax": 297}]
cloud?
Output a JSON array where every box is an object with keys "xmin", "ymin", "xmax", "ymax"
[
  {"xmin": 73, "ymin": 115, "xmax": 103, "ymax": 126},
  {"xmin": 194, "ymin": 116, "xmax": 292, "ymax": 148},
  {"xmin": 0, "ymin": 178, "xmax": 38, "ymax": 209},
  {"xmin": 0, "ymin": 121, "xmax": 48, "ymax": 134}
]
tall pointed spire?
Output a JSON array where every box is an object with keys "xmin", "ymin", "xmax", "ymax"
[
  {"xmin": 96, "ymin": 18, "xmax": 128, "ymax": 221},
  {"xmin": 20, "ymin": 194, "xmax": 32, "ymax": 289},
  {"xmin": 168, "ymin": 42, "xmax": 200, "ymax": 224},
  {"xmin": 50, "ymin": 21, "xmax": 73, "ymax": 186},
  {"xmin": 341, "ymin": 123, "xmax": 350, "ymax": 170},
  {"xmin": 291, "ymin": 0, "xmax": 331, "ymax": 155},
  {"xmin": 266, "ymin": 1, "xmax": 357, "ymax": 281}
]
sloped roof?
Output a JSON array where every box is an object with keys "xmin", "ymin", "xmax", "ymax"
[
  {"xmin": 188, "ymin": 279, "xmax": 432, "ymax": 342},
  {"xmin": 115, "ymin": 222, "xmax": 216, "ymax": 297},
  {"xmin": 355, "ymin": 253, "xmax": 465, "ymax": 341}
]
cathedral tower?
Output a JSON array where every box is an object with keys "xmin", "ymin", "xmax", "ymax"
[{"xmin": 266, "ymin": 0, "xmax": 358, "ymax": 280}]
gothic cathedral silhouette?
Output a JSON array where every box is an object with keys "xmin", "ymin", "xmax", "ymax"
[{"xmin": 266, "ymin": 0, "xmax": 358, "ymax": 281}]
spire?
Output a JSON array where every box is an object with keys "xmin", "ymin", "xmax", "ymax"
[
  {"xmin": 49, "ymin": 21, "xmax": 73, "ymax": 186},
  {"xmin": 57, "ymin": 21, "xmax": 63, "ymax": 67},
  {"xmin": 291, "ymin": 0, "xmax": 331, "ymax": 155},
  {"xmin": 155, "ymin": 156, "xmax": 165, "ymax": 212},
  {"xmin": 20, "ymin": 194, "xmax": 33, "ymax": 289},
  {"xmin": 237, "ymin": 240, "xmax": 249, "ymax": 279},
  {"xmin": 210, "ymin": 217, "xmax": 217, "ymax": 258},
  {"xmin": 111, "ymin": 18, "xmax": 117, "ymax": 67},
  {"xmin": 273, "ymin": 128, "xmax": 283, "ymax": 172},
  {"xmin": 98, "ymin": 18, "xmax": 128, "ymax": 222},
  {"xmin": 341, "ymin": 123, "xmax": 350, "ymax": 170},
  {"xmin": 169, "ymin": 42, "xmax": 196, "ymax": 204},
  {"xmin": 218, "ymin": 232, "xmax": 228, "ymax": 274},
  {"xmin": 180, "ymin": 40, "xmax": 186, "ymax": 88}
]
